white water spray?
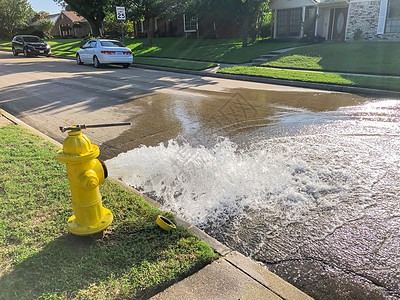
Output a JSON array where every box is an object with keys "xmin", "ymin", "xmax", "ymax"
[{"xmin": 106, "ymin": 135, "xmax": 361, "ymax": 230}]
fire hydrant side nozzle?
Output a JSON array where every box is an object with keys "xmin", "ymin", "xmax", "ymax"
[{"xmin": 57, "ymin": 127, "xmax": 114, "ymax": 235}]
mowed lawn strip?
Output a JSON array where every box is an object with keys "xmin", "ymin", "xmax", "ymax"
[
  {"xmin": 0, "ymin": 125, "xmax": 218, "ymax": 299},
  {"xmin": 261, "ymin": 42, "xmax": 400, "ymax": 76},
  {"xmin": 133, "ymin": 56, "xmax": 217, "ymax": 70},
  {"xmin": 218, "ymin": 66, "xmax": 400, "ymax": 92},
  {"xmin": 0, "ymin": 40, "xmax": 11, "ymax": 50}
]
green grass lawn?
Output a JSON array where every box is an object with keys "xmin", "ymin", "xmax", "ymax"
[
  {"xmin": 0, "ymin": 40, "xmax": 11, "ymax": 50},
  {"xmin": 218, "ymin": 66, "xmax": 400, "ymax": 92},
  {"xmin": 47, "ymin": 38, "xmax": 82, "ymax": 54},
  {"xmin": 133, "ymin": 57, "xmax": 217, "ymax": 70},
  {"xmin": 125, "ymin": 37, "xmax": 308, "ymax": 64},
  {"xmin": 261, "ymin": 42, "xmax": 400, "ymax": 76},
  {"xmin": 0, "ymin": 125, "xmax": 218, "ymax": 299}
]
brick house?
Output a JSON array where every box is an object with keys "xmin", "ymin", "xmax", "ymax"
[
  {"xmin": 51, "ymin": 11, "xmax": 92, "ymax": 38},
  {"xmin": 135, "ymin": 14, "xmax": 242, "ymax": 38},
  {"xmin": 270, "ymin": 0, "xmax": 400, "ymax": 41}
]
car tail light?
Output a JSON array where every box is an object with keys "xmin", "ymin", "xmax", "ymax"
[
  {"xmin": 101, "ymin": 51, "xmax": 116, "ymax": 55},
  {"xmin": 123, "ymin": 51, "xmax": 132, "ymax": 55}
]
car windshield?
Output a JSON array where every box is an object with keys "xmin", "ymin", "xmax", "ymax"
[
  {"xmin": 100, "ymin": 40, "xmax": 125, "ymax": 47},
  {"xmin": 23, "ymin": 36, "xmax": 42, "ymax": 42}
]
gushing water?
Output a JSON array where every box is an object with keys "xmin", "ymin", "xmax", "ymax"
[{"xmin": 106, "ymin": 134, "xmax": 366, "ymax": 233}]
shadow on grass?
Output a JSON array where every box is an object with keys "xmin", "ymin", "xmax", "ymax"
[{"xmin": 0, "ymin": 221, "xmax": 210, "ymax": 299}]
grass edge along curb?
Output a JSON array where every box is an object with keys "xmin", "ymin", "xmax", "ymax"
[
  {"xmin": 0, "ymin": 124, "xmax": 218, "ymax": 300},
  {"xmin": 133, "ymin": 57, "xmax": 217, "ymax": 70},
  {"xmin": 217, "ymin": 66, "xmax": 400, "ymax": 93}
]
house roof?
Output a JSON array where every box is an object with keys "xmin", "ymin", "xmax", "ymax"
[
  {"xmin": 44, "ymin": 13, "xmax": 60, "ymax": 24},
  {"xmin": 61, "ymin": 10, "xmax": 87, "ymax": 23},
  {"xmin": 45, "ymin": 13, "xmax": 60, "ymax": 20}
]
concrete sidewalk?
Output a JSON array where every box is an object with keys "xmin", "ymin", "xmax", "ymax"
[
  {"xmin": 1, "ymin": 109, "xmax": 313, "ymax": 300},
  {"xmin": 151, "ymin": 251, "xmax": 312, "ymax": 300}
]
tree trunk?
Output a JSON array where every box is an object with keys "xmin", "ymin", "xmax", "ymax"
[
  {"xmin": 242, "ymin": 1, "xmax": 249, "ymax": 48},
  {"xmin": 86, "ymin": 17, "xmax": 101, "ymax": 37},
  {"xmin": 148, "ymin": 17, "xmax": 154, "ymax": 46}
]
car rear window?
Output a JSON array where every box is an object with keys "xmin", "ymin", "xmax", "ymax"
[
  {"xmin": 100, "ymin": 41, "xmax": 125, "ymax": 47},
  {"xmin": 23, "ymin": 36, "xmax": 42, "ymax": 42}
]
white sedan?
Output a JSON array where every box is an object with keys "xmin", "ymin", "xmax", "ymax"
[{"xmin": 76, "ymin": 39, "xmax": 133, "ymax": 68}]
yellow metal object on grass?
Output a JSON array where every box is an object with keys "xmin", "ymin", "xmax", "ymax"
[
  {"xmin": 156, "ymin": 215, "xmax": 176, "ymax": 231},
  {"xmin": 57, "ymin": 129, "xmax": 113, "ymax": 235}
]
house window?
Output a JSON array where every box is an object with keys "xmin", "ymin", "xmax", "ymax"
[
  {"xmin": 183, "ymin": 14, "xmax": 198, "ymax": 32},
  {"xmin": 304, "ymin": 7, "xmax": 316, "ymax": 37},
  {"xmin": 386, "ymin": 0, "xmax": 400, "ymax": 33},
  {"xmin": 277, "ymin": 8, "xmax": 301, "ymax": 37}
]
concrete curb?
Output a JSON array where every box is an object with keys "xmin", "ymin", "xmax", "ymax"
[
  {"xmin": 1, "ymin": 108, "xmax": 313, "ymax": 299},
  {"xmin": 1, "ymin": 109, "xmax": 63, "ymax": 147}
]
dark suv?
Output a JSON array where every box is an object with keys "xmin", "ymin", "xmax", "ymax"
[{"xmin": 12, "ymin": 35, "xmax": 51, "ymax": 57}]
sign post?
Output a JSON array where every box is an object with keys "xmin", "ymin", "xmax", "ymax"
[{"xmin": 116, "ymin": 6, "xmax": 126, "ymax": 44}]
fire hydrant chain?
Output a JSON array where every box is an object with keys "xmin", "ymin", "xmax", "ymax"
[{"xmin": 57, "ymin": 122, "xmax": 131, "ymax": 235}]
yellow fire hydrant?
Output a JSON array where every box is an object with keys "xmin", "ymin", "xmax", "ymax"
[{"xmin": 57, "ymin": 126, "xmax": 113, "ymax": 235}]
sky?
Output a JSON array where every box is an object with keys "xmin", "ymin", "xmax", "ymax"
[{"xmin": 28, "ymin": 0, "xmax": 63, "ymax": 14}]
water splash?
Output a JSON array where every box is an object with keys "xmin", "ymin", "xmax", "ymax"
[{"xmin": 106, "ymin": 136, "xmax": 359, "ymax": 231}]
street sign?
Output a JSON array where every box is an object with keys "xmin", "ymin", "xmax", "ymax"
[{"xmin": 116, "ymin": 6, "xmax": 126, "ymax": 20}]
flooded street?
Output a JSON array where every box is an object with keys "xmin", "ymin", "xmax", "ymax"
[{"xmin": 107, "ymin": 90, "xmax": 400, "ymax": 300}]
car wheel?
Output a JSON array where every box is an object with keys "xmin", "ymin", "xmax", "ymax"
[
  {"xmin": 122, "ymin": 64, "xmax": 130, "ymax": 68},
  {"xmin": 23, "ymin": 48, "xmax": 28, "ymax": 57},
  {"xmin": 76, "ymin": 54, "xmax": 83, "ymax": 65},
  {"xmin": 93, "ymin": 56, "xmax": 101, "ymax": 68},
  {"xmin": 12, "ymin": 47, "xmax": 18, "ymax": 56}
]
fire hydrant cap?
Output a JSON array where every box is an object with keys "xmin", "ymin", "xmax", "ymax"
[
  {"xmin": 57, "ymin": 130, "xmax": 100, "ymax": 163},
  {"xmin": 63, "ymin": 131, "xmax": 93, "ymax": 155}
]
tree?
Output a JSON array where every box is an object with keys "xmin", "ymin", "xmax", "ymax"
[
  {"xmin": 54, "ymin": 0, "xmax": 112, "ymax": 36},
  {"xmin": 236, "ymin": 0, "xmax": 269, "ymax": 47},
  {"xmin": 0, "ymin": 0, "xmax": 34, "ymax": 37},
  {"xmin": 186, "ymin": 0, "xmax": 269, "ymax": 47},
  {"xmin": 37, "ymin": 10, "xmax": 50, "ymax": 15},
  {"xmin": 103, "ymin": 12, "xmax": 134, "ymax": 37},
  {"xmin": 35, "ymin": 18, "xmax": 54, "ymax": 37},
  {"xmin": 121, "ymin": 0, "xmax": 184, "ymax": 46}
]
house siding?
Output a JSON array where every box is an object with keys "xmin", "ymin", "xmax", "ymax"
[
  {"xmin": 346, "ymin": 0, "xmax": 381, "ymax": 40},
  {"xmin": 346, "ymin": 0, "xmax": 400, "ymax": 40},
  {"xmin": 135, "ymin": 15, "xmax": 241, "ymax": 38}
]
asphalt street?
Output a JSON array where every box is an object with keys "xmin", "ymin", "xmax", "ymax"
[{"xmin": 0, "ymin": 51, "xmax": 325, "ymax": 160}]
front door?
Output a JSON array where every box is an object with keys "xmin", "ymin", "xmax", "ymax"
[{"xmin": 328, "ymin": 7, "xmax": 348, "ymax": 41}]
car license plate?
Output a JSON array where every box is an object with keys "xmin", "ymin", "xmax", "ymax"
[
  {"xmin": 39, "ymin": 50, "xmax": 44, "ymax": 53},
  {"xmin": 117, "ymin": 51, "xmax": 122, "ymax": 55}
]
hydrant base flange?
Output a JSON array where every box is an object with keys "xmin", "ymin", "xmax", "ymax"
[{"xmin": 67, "ymin": 207, "xmax": 113, "ymax": 236}]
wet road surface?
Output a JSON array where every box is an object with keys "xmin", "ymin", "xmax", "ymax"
[{"xmin": 1, "ymin": 52, "xmax": 399, "ymax": 299}]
